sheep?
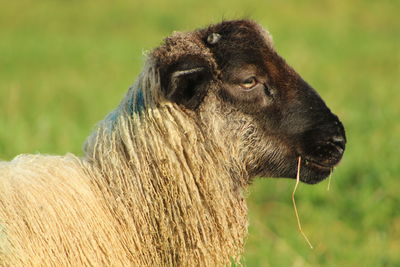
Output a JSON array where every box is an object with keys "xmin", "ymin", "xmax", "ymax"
[{"xmin": 0, "ymin": 19, "xmax": 346, "ymax": 266}]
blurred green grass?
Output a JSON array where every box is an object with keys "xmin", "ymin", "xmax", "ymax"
[{"xmin": 1, "ymin": 0, "xmax": 399, "ymax": 266}]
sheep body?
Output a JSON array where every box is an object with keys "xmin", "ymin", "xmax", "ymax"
[
  {"xmin": 0, "ymin": 154, "xmax": 131, "ymax": 266},
  {"xmin": 0, "ymin": 19, "xmax": 347, "ymax": 266},
  {"xmin": 0, "ymin": 65, "xmax": 248, "ymax": 266}
]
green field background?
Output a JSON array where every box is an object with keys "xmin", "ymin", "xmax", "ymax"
[{"xmin": 1, "ymin": 0, "xmax": 399, "ymax": 266}]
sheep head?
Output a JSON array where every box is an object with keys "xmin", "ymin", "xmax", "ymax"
[{"xmin": 149, "ymin": 20, "xmax": 346, "ymax": 184}]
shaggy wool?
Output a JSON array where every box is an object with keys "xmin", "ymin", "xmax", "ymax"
[{"xmin": 0, "ymin": 52, "xmax": 249, "ymax": 265}]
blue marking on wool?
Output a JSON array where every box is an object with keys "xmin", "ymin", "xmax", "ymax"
[
  {"xmin": 108, "ymin": 111, "xmax": 118, "ymax": 122},
  {"xmin": 107, "ymin": 88, "xmax": 145, "ymax": 130},
  {"xmin": 127, "ymin": 88, "xmax": 145, "ymax": 115},
  {"xmin": 135, "ymin": 89, "xmax": 145, "ymax": 114}
]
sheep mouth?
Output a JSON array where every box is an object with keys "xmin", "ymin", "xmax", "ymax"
[
  {"xmin": 295, "ymin": 137, "xmax": 345, "ymax": 184},
  {"xmin": 296, "ymin": 156, "xmax": 342, "ymax": 184},
  {"xmin": 303, "ymin": 158, "xmax": 333, "ymax": 171},
  {"xmin": 295, "ymin": 149, "xmax": 344, "ymax": 184},
  {"xmin": 302, "ymin": 156, "xmax": 343, "ymax": 171}
]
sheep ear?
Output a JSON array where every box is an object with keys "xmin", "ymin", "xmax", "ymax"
[{"xmin": 162, "ymin": 56, "xmax": 212, "ymax": 109}]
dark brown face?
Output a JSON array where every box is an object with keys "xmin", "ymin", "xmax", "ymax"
[{"xmin": 156, "ymin": 20, "xmax": 346, "ymax": 184}]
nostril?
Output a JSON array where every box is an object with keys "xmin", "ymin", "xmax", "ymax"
[
  {"xmin": 332, "ymin": 135, "xmax": 345, "ymax": 144},
  {"xmin": 329, "ymin": 135, "xmax": 346, "ymax": 153}
]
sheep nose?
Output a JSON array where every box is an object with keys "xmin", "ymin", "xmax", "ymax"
[
  {"xmin": 308, "ymin": 135, "xmax": 345, "ymax": 167},
  {"xmin": 330, "ymin": 135, "xmax": 346, "ymax": 155}
]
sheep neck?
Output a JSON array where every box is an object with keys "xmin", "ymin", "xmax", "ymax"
[{"xmin": 84, "ymin": 103, "xmax": 249, "ymax": 265}]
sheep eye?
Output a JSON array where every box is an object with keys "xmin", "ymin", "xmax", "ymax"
[{"xmin": 240, "ymin": 77, "xmax": 258, "ymax": 90}]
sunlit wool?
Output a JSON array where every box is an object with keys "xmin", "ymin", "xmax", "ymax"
[{"xmin": 0, "ymin": 57, "xmax": 248, "ymax": 266}]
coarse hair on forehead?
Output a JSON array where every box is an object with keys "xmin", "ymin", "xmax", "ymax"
[
  {"xmin": 150, "ymin": 20, "xmax": 274, "ymax": 80},
  {"xmin": 258, "ymin": 25, "xmax": 274, "ymax": 48},
  {"xmin": 201, "ymin": 20, "xmax": 274, "ymax": 49}
]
